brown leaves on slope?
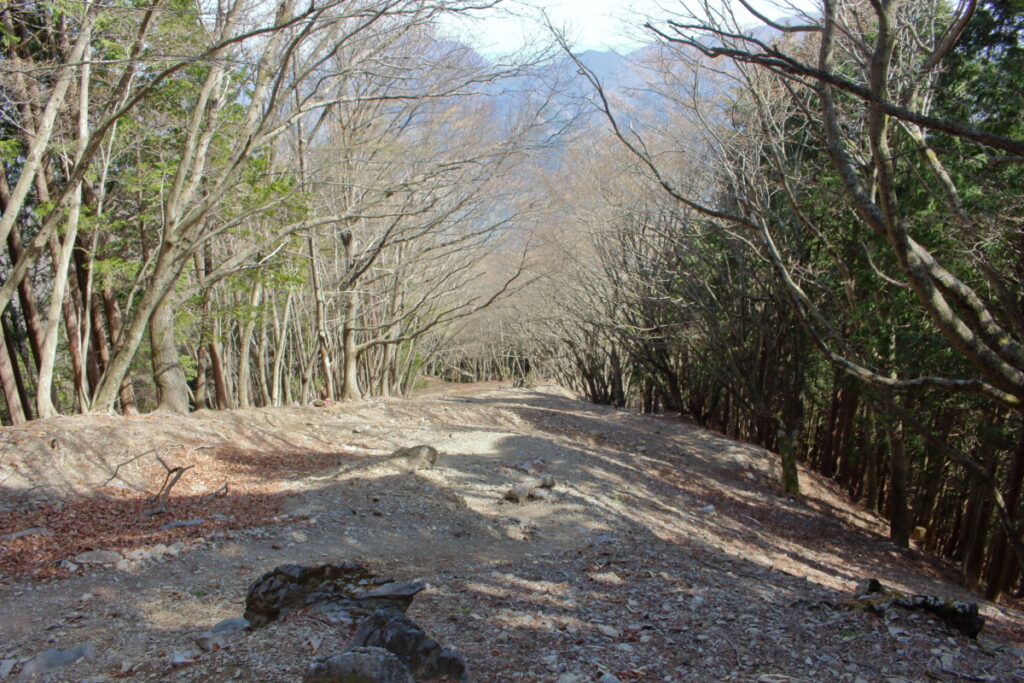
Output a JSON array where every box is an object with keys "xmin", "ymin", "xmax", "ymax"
[{"xmin": 0, "ymin": 445, "xmax": 357, "ymax": 580}]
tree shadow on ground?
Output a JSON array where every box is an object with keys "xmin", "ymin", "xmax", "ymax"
[
  {"xmin": 2, "ymin": 386, "xmax": 1023, "ymax": 681},
  {"xmin": 446, "ymin": 390, "xmax": 982, "ymax": 601}
]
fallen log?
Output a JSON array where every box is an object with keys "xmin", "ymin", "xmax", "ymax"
[{"xmin": 839, "ymin": 578, "xmax": 985, "ymax": 638}]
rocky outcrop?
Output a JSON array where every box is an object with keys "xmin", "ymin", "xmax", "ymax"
[
  {"xmin": 243, "ymin": 563, "xmax": 467, "ymax": 680},
  {"xmin": 304, "ymin": 646, "xmax": 414, "ymax": 683},
  {"xmin": 244, "ymin": 562, "xmax": 422, "ymax": 627},
  {"xmin": 348, "ymin": 608, "xmax": 468, "ymax": 681}
]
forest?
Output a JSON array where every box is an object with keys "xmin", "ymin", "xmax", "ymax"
[{"xmin": 2, "ymin": 0, "xmax": 1023, "ymax": 605}]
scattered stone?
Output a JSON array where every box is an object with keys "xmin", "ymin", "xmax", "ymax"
[
  {"xmin": 304, "ymin": 646, "xmax": 414, "ymax": 683},
  {"xmin": 354, "ymin": 582, "xmax": 425, "ymax": 610},
  {"xmin": 515, "ymin": 459, "xmax": 546, "ymax": 475},
  {"xmin": 73, "ymin": 550, "xmax": 122, "ymax": 565},
  {"xmin": 595, "ymin": 624, "xmax": 620, "ymax": 638},
  {"xmin": 697, "ymin": 505, "xmax": 715, "ymax": 514},
  {"xmin": 554, "ymin": 672, "xmax": 586, "ymax": 683},
  {"xmin": 159, "ymin": 518, "xmax": 206, "ymax": 531},
  {"xmin": 18, "ymin": 643, "xmax": 95, "ymax": 678},
  {"xmin": 388, "ymin": 445, "xmax": 438, "ymax": 471},
  {"xmin": 503, "ymin": 475, "xmax": 556, "ymax": 503},
  {"xmin": 168, "ymin": 650, "xmax": 199, "ymax": 668},
  {"xmin": 212, "ymin": 617, "xmax": 250, "ymax": 634},
  {"xmin": 528, "ymin": 487, "xmax": 554, "ymax": 501},
  {"xmin": 598, "ymin": 673, "xmax": 622, "ymax": 683},
  {"xmin": 1, "ymin": 527, "xmax": 53, "ymax": 541},
  {"xmin": 841, "ymin": 578, "xmax": 985, "ymax": 638},
  {"xmin": 349, "ymin": 608, "xmax": 468, "ymax": 681},
  {"xmin": 245, "ymin": 563, "xmax": 416, "ymax": 628},
  {"xmin": 194, "ymin": 617, "xmax": 250, "ymax": 652},
  {"xmin": 0, "ymin": 659, "xmax": 16, "ymax": 677}
]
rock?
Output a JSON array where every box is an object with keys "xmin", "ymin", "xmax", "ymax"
[
  {"xmin": 503, "ymin": 475, "xmax": 556, "ymax": 503},
  {"xmin": 841, "ymin": 578, "xmax": 985, "ymax": 638},
  {"xmin": 194, "ymin": 617, "xmax": 250, "ymax": 652},
  {"xmin": 304, "ymin": 646, "xmax": 414, "ymax": 683},
  {"xmin": 211, "ymin": 617, "xmax": 250, "ymax": 634},
  {"xmin": 349, "ymin": 608, "xmax": 468, "ymax": 681},
  {"xmin": 159, "ymin": 519, "xmax": 206, "ymax": 531},
  {"xmin": 595, "ymin": 624, "xmax": 620, "ymax": 638},
  {"xmin": 18, "ymin": 643, "xmax": 95, "ymax": 678},
  {"xmin": 0, "ymin": 659, "xmax": 17, "ymax": 677},
  {"xmin": 354, "ymin": 582, "xmax": 425, "ymax": 611},
  {"xmin": 245, "ymin": 562, "xmax": 415, "ymax": 628},
  {"xmin": 388, "ymin": 445, "xmax": 438, "ymax": 471},
  {"xmin": 515, "ymin": 460, "xmax": 546, "ymax": 474},
  {"xmin": 598, "ymin": 674, "xmax": 622, "ymax": 683},
  {"xmin": 854, "ymin": 578, "xmax": 883, "ymax": 598},
  {"xmin": 73, "ymin": 550, "xmax": 122, "ymax": 565},
  {"xmin": 697, "ymin": 505, "xmax": 715, "ymax": 514},
  {"xmin": 1, "ymin": 527, "xmax": 54, "ymax": 541},
  {"xmin": 168, "ymin": 650, "xmax": 199, "ymax": 668},
  {"xmin": 555, "ymin": 673, "xmax": 586, "ymax": 683},
  {"xmin": 529, "ymin": 487, "xmax": 554, "ymax": 501}
]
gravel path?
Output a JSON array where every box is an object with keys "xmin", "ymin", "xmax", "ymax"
[{"xmin": 1, "ymin": 382, "xmax": 1023, "ymax": 681}]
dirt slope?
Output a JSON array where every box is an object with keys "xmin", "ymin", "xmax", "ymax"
[{"xmin": 1, "ymin": 382, "xmax": 1023, "ymax": 681}]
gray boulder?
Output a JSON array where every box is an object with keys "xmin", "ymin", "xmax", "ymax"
[
  {"xmin": 244, "ymin": 562, "xmax": 374, "ymax": 627},
  {"xmin": 194, "ymin": 617, "xmax": 250, "ymax": 651},
  {"xmin": 388, "ymin": 445, "xmax": 438, "ymax": 471},
  {"xmin": 18, "ymin": 643, "xmax": 95, "ymax": 680},
  {"xmin": 245, "ymin": 563, "xmax": 421, "ymax": 628},
  {"xmin": 349, "ymin": 608, "xmax": 467, "ymax": 682},
  {"xmin": 304, "ymin": 647, "xmax": 414, "ymax": 683}
]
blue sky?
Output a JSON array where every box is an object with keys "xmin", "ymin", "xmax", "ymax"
[{"xmin": 439, "ymin": 0, "xmax": 819, "ymax": 56}]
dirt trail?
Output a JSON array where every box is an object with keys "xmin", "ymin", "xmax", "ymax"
[{"xmin": 1, "ymin": 382, "xmax": 1023, "ymax": 681}]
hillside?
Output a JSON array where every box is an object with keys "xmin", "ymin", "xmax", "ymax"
[{"xmin": 1, "ymin": 383, "xmax": 1022, "ymax": 681}]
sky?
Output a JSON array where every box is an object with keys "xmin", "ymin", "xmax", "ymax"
[{"xmin": 438, "ymin": 0, "xmax": 820, "ymax": 57}]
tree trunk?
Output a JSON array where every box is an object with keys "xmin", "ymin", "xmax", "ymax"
[
  {"xmin": 4, "ymin": 228, "xmax": 44, "ymax": 373},
  {"xmin": 256, "ymin": 313, "xmax": 271, "ymax": 407},
  {"xmin": 986, "ymin": 426, "xmax": 1024, "ymax": 599},
  {"xmin": 0, "ymin": 311, "xmax": 33, "ymax": 421},
  {"xmin": 308, "ymin": 236, "xmax": 335, "ymax": 401},
  {"xmin": 340, "ymin": 291, "xmax": 361, "ymax": 400},
  {"xmin": 149, "ymin": 296, "xmax": 190, "ymax": 413},
  {"xmin": 36, "ymin": 196, "xmax": 81, "ymax": 418},
  {"xmin": 271, "ymin": 294, "xmax": 292, "ymax": 405},
  {"xmin": 100, "ymin": 284, "xmax": 137, "ymax": 414},
  {"xmin": 209, "ymin": 328, "xmax": 230, "ymax": 410},
  {"xmin": 73, "ymin": 239, "xmax": 104, "ymax": 395},
  {"xmin": 885, "ymin": 416, "xmax": 911, "ymax": 547},
  {"xmin": 236, "ymin": 282, "xmax": 262, "ymax": 408},
  {"xmin": 0, "ymin": 325, "xmax": 27, "ymax": 424},
  {"xmin": 195, "ymin": 345, "xmax": 210, "ymax": 410}
]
